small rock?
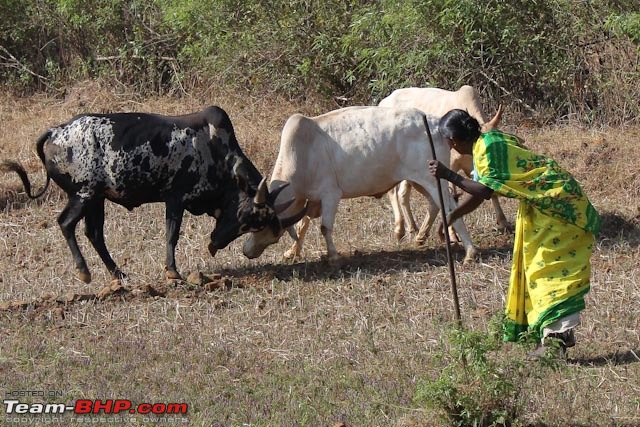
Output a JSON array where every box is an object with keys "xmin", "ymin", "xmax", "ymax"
[
  {"xmin": 97, "ymin": 281, "xmax": 128, "ymax": 300},
  {"xmin": 186, "ymin": 271, "xmax": 205, "ymax": 286},
  {"xmin": 144, "ymin": 284, "xmax": 166, "ymax": 297},
  {"xmin": 97, "ymin": 286, "xmax": 112, "ymax": 300},
  {"xmin": 204, "ymin": 281, "xmax": 222, "ymax": 291},
  {"xmin": 110, "ymin": 280, "xmax": 124, "ymax": 292},
  {"xmin": 166, "ymin": 277, "xmax": 181, "ymax": 286},
  {"xmin": 10, "ymin": 300, "xmax": 30, "ymax": 310},
  {"xmin": 204, "ymin": 277, "xmax": 232, "ymax": 291}
]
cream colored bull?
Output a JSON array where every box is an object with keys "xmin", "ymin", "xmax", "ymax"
[
  {"xmin": 243, "ymin": 106, "xmax": 478, "ymax": 263},
  {"xmin": 379, "ymin": 86, "xmax": 510, "ymax": 243}
]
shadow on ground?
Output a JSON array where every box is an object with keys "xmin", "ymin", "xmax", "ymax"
[
  {"xmin": 597, "ymin": 211, "xmax": 640, "ymax": 247},
  {"xmin": 569, "ymin": 349, "xmax": 640, "ymax": 367},
  {"xmin": 219, "ymin": 243, "xmax": 514, "ymax": 283}
]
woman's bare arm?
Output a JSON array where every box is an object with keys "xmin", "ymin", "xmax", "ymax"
[{"xmin": 428, "ymin": 160, "xmax": 494, "ymax": 200}]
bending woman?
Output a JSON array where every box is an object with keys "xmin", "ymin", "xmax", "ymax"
[{"xmin": 429, "ymin": 109, "xmax": 600, "ymax": 358}]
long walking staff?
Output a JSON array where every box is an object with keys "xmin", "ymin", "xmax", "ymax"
[{"xmin": 422, "ymin": 116, "xmax": 462, "ymax": 325}]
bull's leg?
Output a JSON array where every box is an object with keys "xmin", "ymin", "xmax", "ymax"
[
  {"xmin": 447, "ymin": 183, "xmax": 462, "ymax": 244},
  {"xmin": 319, "ymin": 197, "xmax": 341, "ymax": 261},
  {"xmin": 491, "ymin": 195, "xmax": 510, "ymax": 231},
  {"xmin": 58, "ymin": 197, "xmax": 91, "ymax": 283},
  {"xmin": 398, "ymin": 181, "xmax": 418, "ymax": 235},
  {"xmin": 284, "ymin": 201, "xmax": 320, "ymax": 259},
  {"xmin": 165, "ymin": 201, "xmax": 185, "ymax": 280},
  {"xmin": 284, "ymin": 216, "xmax": 311, "ymax": 259},
  {"xmin": 450, "ymin": 217, "xmax": 477, "ymax": 264},
  {"xmin": 442, "ymin": 186, "xmax": 477, "ymax": 264},
  {"xmin": 411, "ymin": 185, "xmax": 439, "ymax": 245},
  {"xmin": 387, "ymin": 186, "xmax": 405, "ymax": 241},
  {"xmin": 84, "ymin": 198, "xmax": 124, "ymax": 281},
  {"xmin": 412, "ymin": 179, "xmax": 477, "ymax": 263}
]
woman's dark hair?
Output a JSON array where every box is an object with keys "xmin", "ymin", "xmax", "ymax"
[{"xmin": 438, "ymin": 109, "xmax": 481, "ymax": 143}]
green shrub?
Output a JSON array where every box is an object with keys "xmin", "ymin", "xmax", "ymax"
[
  {"xmin": 415, "ymin": 328, "xmax": 520, "ymax": 425},
  {"xmin": 414, "ymin": 316, "xmax": 566, "ymax": 426},
  {"xmin": 0, "ymin": 0, "xmax": 638, "ymax": 124}
]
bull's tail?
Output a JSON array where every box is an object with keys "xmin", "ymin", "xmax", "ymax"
[{"xmin": 0, "ymin": 130, "xmax": 52, "ymax": 199}]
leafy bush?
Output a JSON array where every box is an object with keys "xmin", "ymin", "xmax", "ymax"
[
  {"xmin": 415, "ymin": 325, "xmax": 521, "ymax": 426},
  {"xmin": 414, "ymin": 316, "xmax": 566, "ymax": 426},
  {"xmin": 607, "ymin": 11, "xmax": 640, "ymax": 45},
  {"xmin": 0, "ymin": 0, "xmax": 638, "ymax": 124}
]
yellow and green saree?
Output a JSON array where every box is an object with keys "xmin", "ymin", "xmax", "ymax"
[{"xmin": 473, "ymin": 130, "xmax": 601, "ymax": 343}]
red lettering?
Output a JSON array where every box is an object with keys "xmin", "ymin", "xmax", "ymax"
[
  {"xmin": 151, "ymin": 403, "xmax": 166, "ymax": 414},
  {"xmin": 74, "ymin": 399, "xmax": 188, "ymax": 416},
  {"xmin": 166, "ymin": 403, "xmax": 188, "ymax": 414},
  {"xmin": 112, "ymin": 400, "xmax": 131, "ymax": 413},
  {"xmin": 74, "ymin": 400, "xmax": 93, "ymax": 414},
  {"xmin": 92, "ymin": 399, "xmax": 113, "ymax": 413}
]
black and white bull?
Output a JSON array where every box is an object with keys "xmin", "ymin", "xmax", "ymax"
[{"xmin": 1, "ymin": 106, "xmax": 305, "ymax": 283}]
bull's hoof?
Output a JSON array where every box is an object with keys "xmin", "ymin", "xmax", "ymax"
[
  {"xmin": 111, "ymin": 269, "xmax": 127, "ymax": 281},
  {"xmin": 462, "ymin": 250, "xmax": 478, "ymax": 265},
  {"xmin": 77, "ymin": 271, "xmax": 92, "ymax": 284},
  {"xmin": 284, "ymin": 242, "xmax": 302, "ymax": 260},
  {"xmin": 394, "ymin": 227, "xmax": 405, "ymax": 242},
  {"xmin": 207, "ymin": 242, "xmax": 217, "ymax": 257},
  {"xmin": 321, "ymin": 253, "xmax": 342, "ymax": 264},
  {"xmin": 497, "ymin": 222, "xmax": 514, "ymax": 234},
  {"xmin": 165, "ymin": 269, "xmax": 182, "ymax": 281},
  {"xmin": 283, "ymin": 248, "xmax": 300, "ymax": 260}
]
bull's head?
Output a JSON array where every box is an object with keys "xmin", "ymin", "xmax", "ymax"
[
  {"xmin": 242, "ymin": 182, "xmax": 307, "ymax": 259},
  {"xmin": 208, "ymin": 177, "xmax": 306, "ymax": 257}
]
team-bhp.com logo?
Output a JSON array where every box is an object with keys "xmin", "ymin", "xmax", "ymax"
[{"xmin": 4, "ymin": 398, "xmax": 188, "ymax": 423}]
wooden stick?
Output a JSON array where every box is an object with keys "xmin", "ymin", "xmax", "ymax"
[{"xmin": 422, "ymin": 115, "xmax": 462, "ymax": 325}]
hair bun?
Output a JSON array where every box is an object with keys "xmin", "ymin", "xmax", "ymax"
[
  {"xmin": 463, "ymin": 115, "xmax": 481, "ymax": 134},
  {"xmin": 438, "ymin": 109, "xmax": 482, "ymax": 142}
]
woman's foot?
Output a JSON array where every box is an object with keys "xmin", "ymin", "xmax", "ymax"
[{"xmin": 526, "ymin": 330, "xmax": 575, "ymax": 360}]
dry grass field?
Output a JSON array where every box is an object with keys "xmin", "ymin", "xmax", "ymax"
[{"xmin": 1, "ymin": 82, "xmax": 639, "ymax": 426}]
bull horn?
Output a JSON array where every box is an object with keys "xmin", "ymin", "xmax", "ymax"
[
  {"xmin": 274, "ymin": 197, "xmax": 295, "ymax": 215},
  {"xmin": 267, "ymin": 182, "xmax": 290, "ymax": 205},
  {"xmin": 254, "ymin": 178, "xmax": 268, "ymax": 205},
  {"xmin": 484, "ymin": 104, "xmax": 503, "ymax": 132},
  {"xmin": 278, "ymin": 201, "xmax": 308, "ymax": 228}
]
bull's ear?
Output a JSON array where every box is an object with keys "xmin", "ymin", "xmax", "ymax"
[{"xmin": 232, "ymin": 157, "xmax": 250, "ymax": 193}]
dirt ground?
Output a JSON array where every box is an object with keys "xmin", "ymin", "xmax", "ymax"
[{"xmin": 1, "ymin": 86, "xmax": 639, "ymax": 426}]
